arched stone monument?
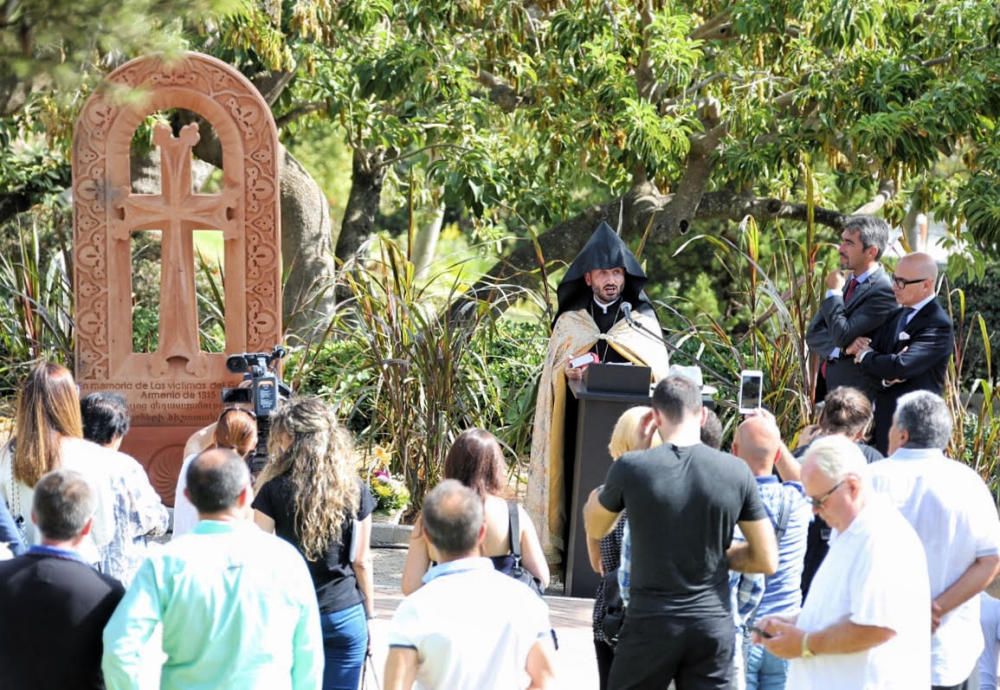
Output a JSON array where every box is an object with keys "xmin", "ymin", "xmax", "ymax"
[{"xmin": 72, "ymin": 52, "xmax": 282, "ymax": 504}]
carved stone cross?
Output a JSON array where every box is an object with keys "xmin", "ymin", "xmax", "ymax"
[
  {"xmin": 74, "ymin": 51, "xmax": 282, "ymax": 504},
  {"xmin": 115, "ymin": 122, "xmax": 238, "ymax": 376}
]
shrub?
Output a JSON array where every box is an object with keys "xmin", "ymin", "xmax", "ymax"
[{"xmin": 290, "ymin": 237, "xmax": 547, "ymax": 508}]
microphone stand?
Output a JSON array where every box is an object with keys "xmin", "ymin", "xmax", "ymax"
[{"xmin": 622, "ymin": 313, "xmax": 729, "ymax": 383}]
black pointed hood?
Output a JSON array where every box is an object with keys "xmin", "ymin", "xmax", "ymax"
[{"xmin": 555, "ymin": 221, "xmax": 653, "ymax": 322}]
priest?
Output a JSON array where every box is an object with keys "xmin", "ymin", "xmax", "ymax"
[{"xmin": 526, "ymin": 221, "xmax": 669, "ymax": 561}]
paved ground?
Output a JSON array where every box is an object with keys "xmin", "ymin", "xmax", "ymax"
[{"xmin": 370, "ymin": 546, "xmax": 599, "ymax": 689}]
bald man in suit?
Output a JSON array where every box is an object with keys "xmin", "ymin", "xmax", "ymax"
[{"xmin": 851, "ymin": 252, "xmax": 954, "ymax": 454}]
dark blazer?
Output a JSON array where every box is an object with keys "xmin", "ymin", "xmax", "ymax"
[
  {"xmin": 0, "ymin": 551, "xmax": 125, "ymax": 690},
  {"xmin": 860, "ymin": 298, "xmax": 954, "ymax": 453},
  {"xmin": 806, "ymin": 266, "xmax": 897, "ymax": 399}
]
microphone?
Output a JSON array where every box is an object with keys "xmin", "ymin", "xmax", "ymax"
[{"xmin": 621, "ymin": 301, "xmax": 635, "ymax": 326}]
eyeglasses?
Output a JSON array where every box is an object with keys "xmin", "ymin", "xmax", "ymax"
[
  {"xmin": 890, "ymin": 274, "xmax": 928, "ymax": 289},
  {"xmin": 806, "ymin": 480, "xmax": 847, "ymax": 509}
]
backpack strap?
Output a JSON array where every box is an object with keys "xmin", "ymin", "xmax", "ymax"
[{"xmin": 507, "ymin": 500, "xmax": 523, "ymax": 563}]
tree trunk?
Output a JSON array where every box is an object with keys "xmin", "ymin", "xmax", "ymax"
[
  {"xmin": 279, "ymin": 148, "xmax": 336, "ymax": 335},
  {"xmin": 412, "ymin": 202, "xmax": 445, "ymax": 281},
  {"xmin": 335, "ymin": 147, "xmax": 387, "ymax": 261}
]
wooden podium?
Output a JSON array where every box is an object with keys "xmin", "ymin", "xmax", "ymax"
[{"xmin": 563, "ymin": 365, "xmax": 652, "ymax": 598}]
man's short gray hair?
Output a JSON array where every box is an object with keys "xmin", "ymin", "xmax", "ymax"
[
  {"xmin": 893, "ymin": 391, "xmax": 953, "ymax": 450},
  {"xmin": 422, "ymin": 479, "xmax": 484, "ymax": 558},
  {"xmin": 32, "ymin": 469, "xmax": 95, "ymax": 541},
  {"xmin": 843, "ymin": 215, "xmax": 890, "ymax": 260},
  {"xmin": 804, "ymin": 435, "xmax": 868, "ymax": 482}
]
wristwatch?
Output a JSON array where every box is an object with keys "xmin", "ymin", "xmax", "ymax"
[{"xmin": 801, "ymin": 632, "xmax": 815, "ymax": 659}]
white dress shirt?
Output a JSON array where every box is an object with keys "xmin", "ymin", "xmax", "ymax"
[
  {"xmin": 788, "ymin": 495, "xmax": 930, "ymax": 690},
  {"xmin": 979, "ymin": 592, "xmax": 1000, "ymax": 690},
  {"xmin": 388, "ymin": 557, "xmax": 551, "ymax": 690},
  {"xmin": 871, "ymin": 447, "xmax": 1000, "ymax": 685}
]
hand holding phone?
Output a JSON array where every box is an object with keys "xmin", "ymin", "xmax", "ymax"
[{"xmin": 569, "ymin": 352, "xmax": 599, "ymax": 369}]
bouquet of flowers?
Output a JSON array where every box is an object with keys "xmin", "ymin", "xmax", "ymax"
[{"xmin": 370, "ymin": 469, "xmax": 411, "ymax": 513}]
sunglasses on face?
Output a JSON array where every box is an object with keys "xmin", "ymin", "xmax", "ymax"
[{"xmin": 890, "ymin": 274, "xmax": 928, "ymax": 290}]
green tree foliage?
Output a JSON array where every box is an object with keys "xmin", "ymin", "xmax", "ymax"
[
  {"xmin": 219, "ymin": 0, "xmax": 1000, "ymax": 267},
  {"xmin": 5, "ymin": 1, "xmax": 1000, "ymax": 270},
  {"xmin": 0, "ymin": 0, "xmax": 236, "ymax": 222}
]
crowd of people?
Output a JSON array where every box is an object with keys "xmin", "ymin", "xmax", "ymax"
[
  {"xmin": 0, "ymin": 362, "xmax": 557, "ymax": 690},
  {"xmin": 0, "ymin": 214, "xmax": 998, "ymax": 690},
  {"xmin": 574, "ymin": 216, "xmax": 997, "ymax": 690}
]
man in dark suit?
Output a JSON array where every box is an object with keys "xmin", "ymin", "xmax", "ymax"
[
  {"xmin": 0, "ymin": 469, "xmax": 125, "ymax": 690},
  {"xmin": 806, "ymin": 215, "xmax": 897, "ymax": 400},
  {"xmin": 852, "ymin": 252, "xmax": 954, "ymax": 454}
]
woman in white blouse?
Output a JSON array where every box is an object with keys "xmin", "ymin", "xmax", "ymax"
[{"xmin": 0, "ymin": 363, "xmax": 115, "ymax": 565}]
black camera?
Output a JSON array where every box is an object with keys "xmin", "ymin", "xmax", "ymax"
[{"xmin": 220, "ymin": 345, "xmax": 291, "ymax": 473}]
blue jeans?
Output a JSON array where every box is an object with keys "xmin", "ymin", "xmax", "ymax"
[
  {"xmin": 744, "ymin": 643, "xmax": 788, "ymax": 690},
  {"xmin": 320, "ymin": 602, "xmax": 368, "ymax": 690}
]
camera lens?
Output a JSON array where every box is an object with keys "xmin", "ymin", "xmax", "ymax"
[{"xmin": 226, "ymin": 355, "xmax": 248, "ymax": 373}]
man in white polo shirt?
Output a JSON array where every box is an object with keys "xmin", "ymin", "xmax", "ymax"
[
  {"xmin": 755, "ymin": 435, "xmax": 930, "ymax": 689},
  {"xmin": 384, "ymin": 480, "xmax": 555, "ymax": 690},
  {"xmin": 870, "ymin": 391, "xmax": 1000, "ymax": 690}
]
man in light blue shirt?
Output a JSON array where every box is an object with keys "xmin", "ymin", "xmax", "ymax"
[
  {"xmin": 102, "ymin": 448, "xmax": 323, "ymax": 690},
  {"xmin": 733, "ymin": 415, "xmax": 812, "ymax": 690}
]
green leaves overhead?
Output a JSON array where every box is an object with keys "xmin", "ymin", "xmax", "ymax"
[
  {"xmin": 6, "ymin": 0, "xmax": 1000, "ymax": 261},
  {"xmin": 618, "ymin": 98, "xmax": 693, "ymax": 174}
]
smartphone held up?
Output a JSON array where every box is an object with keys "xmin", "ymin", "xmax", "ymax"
[{"xmin": 738, "ymin": 370, "xmax": 763, "ymax": 413}]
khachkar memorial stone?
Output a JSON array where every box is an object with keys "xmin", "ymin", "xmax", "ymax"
[{"xmin": 72, "ymin": 52, "xmax": 281, "ymax": 503}]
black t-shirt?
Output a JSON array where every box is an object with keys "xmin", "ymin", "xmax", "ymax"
[
  {"xmin": 599, "ymin": 443, "xmax": 767, "ymax": 617},
  {"xmin": 253, "ymin": 474, "xmax": 375, "ymax": 613}
]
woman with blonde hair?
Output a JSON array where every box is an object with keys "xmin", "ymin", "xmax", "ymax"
[
  {"xmin": 401, "ymin": 428, "xmax": 550, "ymax": 595},
  {"xmin": 172, "ymin": 406, "xmax": 258, "ymax": 538},
  {"xmin": 588, "ymin": 405, "xmax": 660, "ymax": 690},
  {"xmin": 253, "ymin": 397, "xmax": 374, "ymax": 690},
  {"xmin": 0, "ymin": 363, "xmax": 114, "ymax": 564}
]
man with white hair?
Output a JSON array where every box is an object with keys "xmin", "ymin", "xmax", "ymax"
[
  {"xmin": 870, "ymin": 391, "xmax": 1000, "ymax": 690},
  {"xmin": 755, "ymin": 435, "xmax": 930, "ymax": 689}
]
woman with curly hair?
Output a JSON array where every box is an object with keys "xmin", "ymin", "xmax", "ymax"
[
  {"xmin": 401, "ymin": 428, "xmax": 549, "ymax": 595},
  {"xmin": 253, "ymin": 397, "xmax": 375, "ymax": 690},
  {"xmin": 0, "ymin": 362, "xmax": 115, "ymax": 565}
]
